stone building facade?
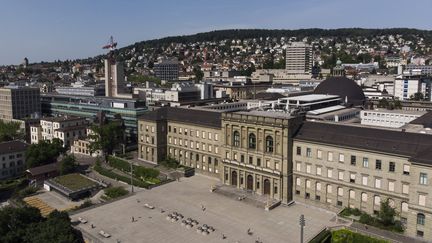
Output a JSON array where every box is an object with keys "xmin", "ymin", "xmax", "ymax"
[
  {"xmin": 0, "ymin": 141, "xmax": 28, "ymax": 180},
  {"xmin": 292, "ymin": 121, "xmax": 432, "ymax": 241},
  {"xmin": 221, "ymin": 111, "xmax": 303, "ymax": 203},
  {"xmin": 138, "ymin": 107, "xmax": 222, "ymax": 177},
  {"xmin": 138, "ymin": 107, "xmax": 432, "ymax": 241}
]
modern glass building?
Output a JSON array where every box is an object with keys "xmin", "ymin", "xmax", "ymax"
[{"xmin": 40, "ymin": 93, "xmax": 148, "ymax": 145}]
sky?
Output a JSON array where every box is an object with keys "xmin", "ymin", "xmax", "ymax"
[{"xmin": 0, "ymin": 0, "xmax": 431, "ymax": 65}]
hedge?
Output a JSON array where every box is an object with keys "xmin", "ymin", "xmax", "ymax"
[
  {"xmin": 108, "ymin": 156, "xmax": 159, "ymax": 179},
  {"xmin": 331, "ymin": 229, "xmax": 388, "ymax": 243},
  {"xmin": 94, "ymin": 164, "xmax": 150, "ymax": 188}
]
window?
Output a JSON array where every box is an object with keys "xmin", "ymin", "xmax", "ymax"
[
  {"xmin": 361, "ymin": 193, "xmax": 368, "ymax": 202},
  {"xmin": 265, "ymin": 136, "xmax": 274, "ymax": 153},
  {"xmin": 417, "ymin": 231, "xmax": 424, "ymax": 237},
  {"xmin": 374, "ymin": 196, "xmax": 381, "ymax": 205},
  {"xmin": 389, "ymin": 162, "xmax": 395, "ymax": 172},
  {"xmin": 349, "ymin": 190, "xmax": 355, "ymax": 199},
  {"xmin": 328, "ymin": 152, "xmax": 333, "ymax": 162},
  {"xmin": 362, "ymin": 176, "xmax": 368, "ymax": 186},
  {"xmin": 388, "ymin": 181, "xmax": 395, "ymax": 192},
  {"xmin": 215, "ymin": 134, "xmax": 219, "ymax": 141},
  {"xmin": 306, "ymin": 180, "xmax": 311, "ymax": 188},
  {"xmin": 240, "ymin": 155, "xmax": 244, "ymax": 163},
  {"xmin": 327, "ymin": 185, "xmax": 332, "ymax": 193},
  {"xmin": 402, "ymin": 184, "xmax": 409, "ymax": 194},
  {"xmin": 249, "ymin": 156, "xmax": 253, "ymax": 164},
  {"xmin": 257, "ymin": 158, "xmax": 261, "ymax": 167},
  {"xmin": 248, "ymin": 133, "xmax": 256, "ymax": 149},
  {"xmin": 316, "ymin": 182, "xmax": 321, "ymax": 191},
  {"xmin": 339, "ymin": 154, "xmax": 345, "ymax": 162},
  {"xmin": 317, "ymin": 150, "xmax": 322, "ymax": 159},
  {"xmin": 337, "ymin": 187, "xmax": 343, "ymax": 196},
  {"xmin": 265, "ymin": 160, "xmax": 270, "ymax": 168},
  {"xmin": 419, "ymin": 194, "xmax": 426, "ymax": 206},
  {"xmin": 306, "ymin": 164, "xmax": 311, "ymax": 174},
  {"xmin": 316, "ymin": 166, "xmax": 322, "ymax": 175},
  {"xmin": 401, "ymin": 202, "xmax": 408, "ymax": 212},
  {"xmin": 375, "ymin": 178, "xmax": 381, "ymax": 189},
  {"xmin": 350, "ymin": 173, "xmax": 356, "ymax": 183},
  {"xmin": 306, "ymin": 148, "xmax": 312, "ymax": 157},
  {"xmin": 338, "ymin": 171, "xmax": 344, "ymax": 180},
  {"xmin": 375, "ymin": 160, "xmax": 381, "ymax": 170},
  {"xmin": 296, "ymin": 146, "xmax": 301, "ymax": 155},
  {"xmin": 296, "ymin": 178, "xmax": 301, "ymax": 186},
  {"xmin": 208, "ymin": 132, "xmax": 211, "ymax": 140},
  {"xmin": 315, "ymin": 195, "xmax": 321, "ymax": 201},
  {"xmin": 296, "ymin": 162, "xmax": 301, "ymax": 171},
  {"xmin": 403, "ymin": 164, "xmax": 410, "ymax": 175},
  {"xmin": 417, "ymin": 213, "xmax": 425, "ymax": 225},
  {"xmin": 350, "ymin": 155, "xmax": 356, "ymax": 165},
  {"xmin": 420, "ymin": 173, "xmax": 428, "ymax": 185},
  {"xmin": 275, "ymin": 162, "xmax": 280, "ymax": 170},
  {"xmin": 233, "ymin": 131, "xmax": 240, "ymax": 147},
  {"xmin": 327, "ymin": 169, "xmax": 333, "ymax": 178},
  {"xmin": 363, "ymin": 158, "xmax": 369, "ymax": 168}
]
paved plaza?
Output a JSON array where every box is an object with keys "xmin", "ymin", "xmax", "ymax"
[{"xmin": 72, "ymin": 175, "xmax": 338, "ymax": 243}]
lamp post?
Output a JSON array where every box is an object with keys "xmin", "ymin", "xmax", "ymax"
[
  {"xmin": 299, "ymin": 214, "xmax": 305, "ymax": 243},
  {"xmin": 130, "ymin": 160, "xmax": 134, "ymax": 193}
]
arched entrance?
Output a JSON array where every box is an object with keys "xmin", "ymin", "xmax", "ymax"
[
  {"xmin": 246, "ymin": 175, "xmax": 253, "ymax": 190},
  {"xmin": 263, "ymin": 179, "xmax": 271, "ymax": 195},
  {"xmin": 231, "ymin": 171, "xmax": 238, "ymax": 186}
]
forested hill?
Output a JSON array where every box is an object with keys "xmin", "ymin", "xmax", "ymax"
[{"xmin": 123, "ymin": 28, "xmax": 432, "ymax": 50}]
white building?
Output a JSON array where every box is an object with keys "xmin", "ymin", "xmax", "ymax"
[
  {"xmin": 285, "ymin": 42, "xmax": 313, "ymax": 74},
  {"xmin": 394, "ymin": 77, "xmax": 427, "ymax": 101},
  {"xmin": 30, "ymin": 116, "xmax": 88, "ymax": 148},
  {"xmin": 360, "ymin": 109, "xmax": 426, "ymax": 128}
]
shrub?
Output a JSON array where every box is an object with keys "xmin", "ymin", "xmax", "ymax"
[
  {"xmin": 94, "ymin": 164, "xmax": 150, "ymax": 188},
  {"xmin": 331, "ymin": 229, "xmax": 388, "ymax": 243},
  {"xmin": 17, "ymin": 186, "xmax": 38, "ymax": 198},
  {"xmin": 108, "ymin": 156, "xmax": 160, "ymax": 179},
  {"xmin": 104, "ymin": 187, "xmax": 128, "ymax": 199},
  {"xmin": 160, "ymin": 157, "xmax": 180, "ymax": 169}
]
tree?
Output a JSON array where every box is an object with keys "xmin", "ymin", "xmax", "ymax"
[
  {"xmin": 393, "ymin": 100, "xmax": 402, "ymax": 109},
  {"xmin": 378, "ymin": 99, "xmax": 389, "ymax": 108},
  {"xmin": 0, "ymin": 120, "xmax": 23, "ymax": 142},
  {"xmin": 410, "ymin": 92, "xmax": 424, "ymax": 101},
  {"xmin": 378, "ymin": 199, "xmax": 397, "ymax": 226},
  {"xmin": 25, "ymin": 139, "xmax": 65, "ymax": 168},
  {"xmin": 88, "ymin": 121, "xmax": 124, "ymax": 162},
  {"xmin": 104, "ymin": 186, "xmax": 128, "ymax": 199},
  {"xmin": 59, "ymin": 155, "xmax": 77, "ymax": 175},
  {"xmin": 0, "ymin": 207, "xmax": 83, "ymax": 243},
  {"xmin": 193, "ymin": 66, "xmax": 204, "ymax": 81}
]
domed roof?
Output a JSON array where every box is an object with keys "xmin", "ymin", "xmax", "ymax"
[{"xmin": 314, "ymin": 76, "xmax": 365, "ymax": 106}]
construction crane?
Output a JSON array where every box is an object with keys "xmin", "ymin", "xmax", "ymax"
[{"xmin": 102, "ymin": 36, "xmax": 117, "ymax": 51}]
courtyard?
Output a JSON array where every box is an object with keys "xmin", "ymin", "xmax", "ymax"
[{"xmin": 72, "ymin": 175, "xmax": 338, "ymax": 243}]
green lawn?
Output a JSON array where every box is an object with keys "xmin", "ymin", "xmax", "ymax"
[{"xmin": 52, "ymin": 173, "xmax": 97, "ymax": 191}]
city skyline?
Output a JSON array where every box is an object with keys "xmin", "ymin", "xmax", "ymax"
[{"xmin": 1, "ymin": 0, "xmax": 432, "ymax": 65}]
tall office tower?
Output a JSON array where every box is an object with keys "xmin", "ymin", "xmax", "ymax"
[
  {"xmin": 104, "ymin": 59, "xmax": 127, "ymax": 98},
  {"xmin": 285, "ymin": 42, "xmax": 313, "ymax": 74},
  {"xmin": 0, "ymin": 85, "xmax": 41, "ymax": 121},
  {"xmin": 154, "ymin": 58, "xmax": 179, "ymax": 81}
]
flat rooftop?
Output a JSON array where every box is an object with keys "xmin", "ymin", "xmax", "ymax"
[
  {"xmin": 72, "ymin": 175, "xmax": 337, "ymax": 243},
  {"xmin": 235, "ymin": 110, "xmax": 293, "ymax": 119},
  {"xmin": 281, "ymin": 94, "xmax": 340, "ymax": 102},
  {"xmin": 307, "ymin": 105, "xmax": 346, "ymax": 115},
  {"xmin": 362, "ymin": 109, "xmax": 427, "ymax": 115}
]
